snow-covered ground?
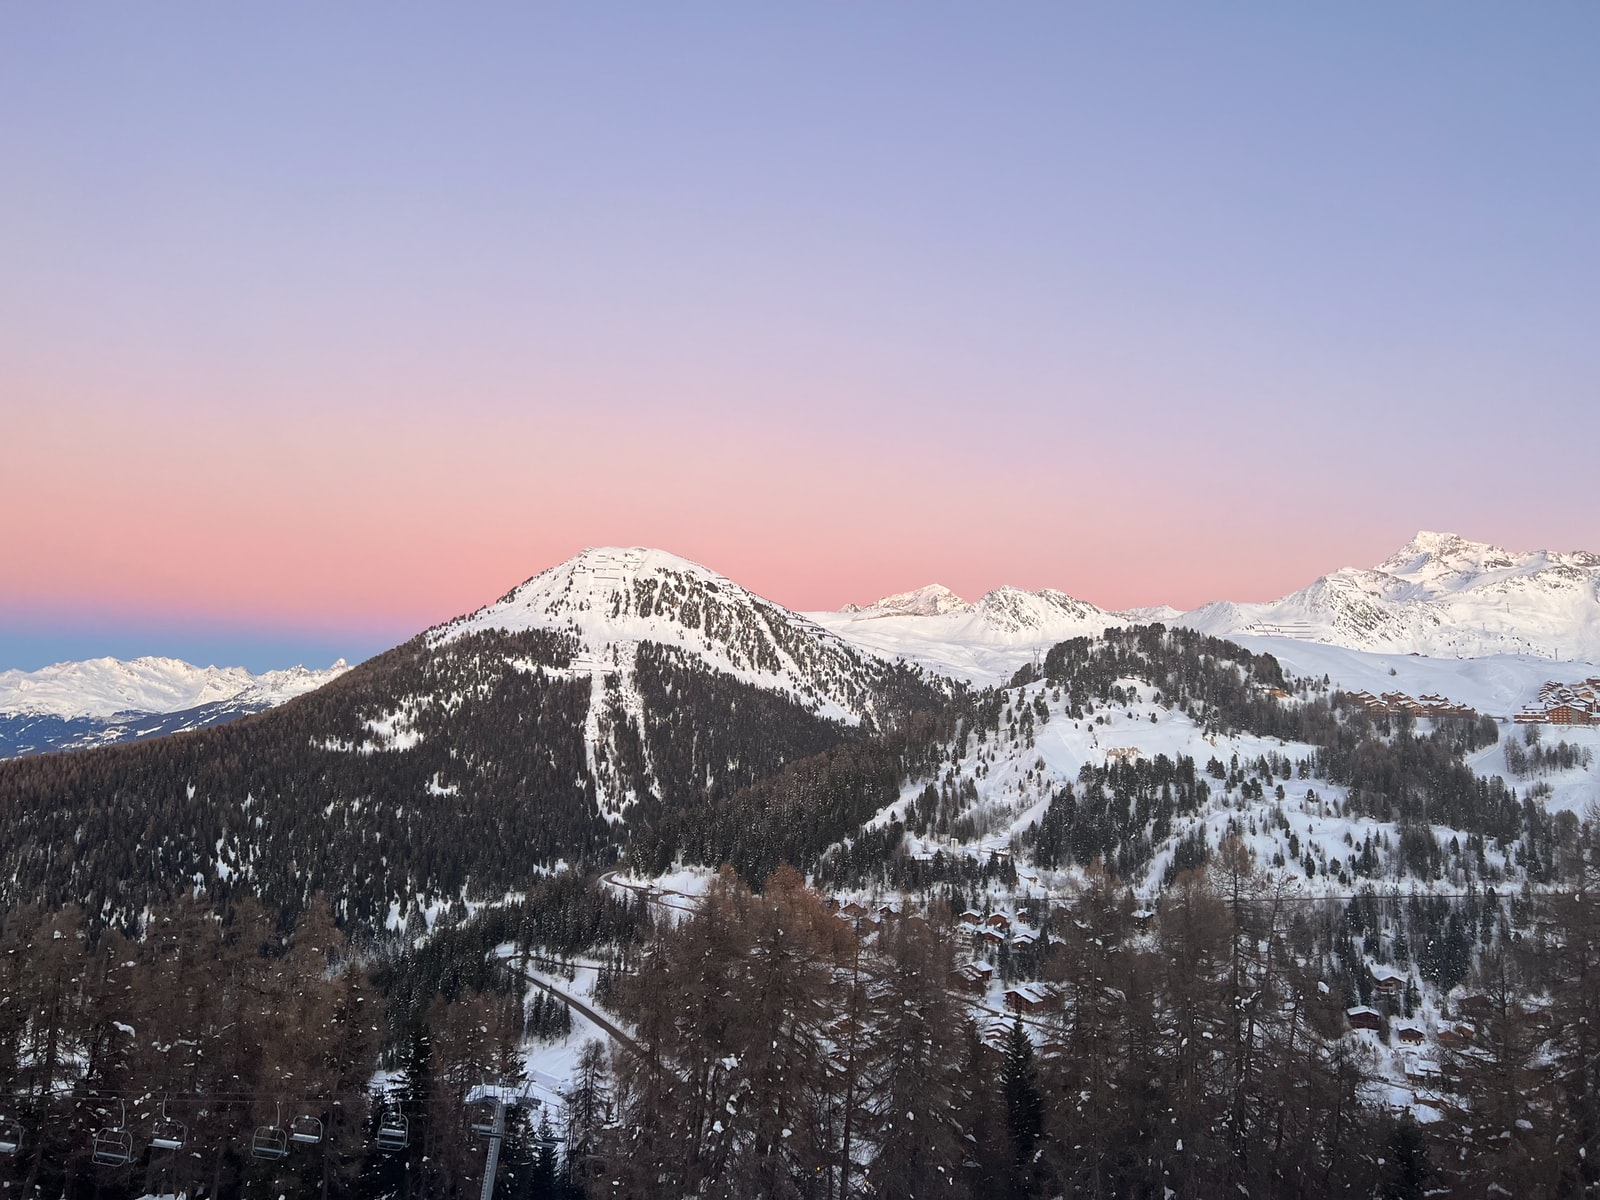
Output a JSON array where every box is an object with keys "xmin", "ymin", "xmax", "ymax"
[{"xmin": 1236, "ymin": 636, "xmax": 1598, "ymax": 720}]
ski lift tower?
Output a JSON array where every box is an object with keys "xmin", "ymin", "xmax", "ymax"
[{"xmin": 465, "ymin": 1083, "xmax": 542, "ymax": 1200}]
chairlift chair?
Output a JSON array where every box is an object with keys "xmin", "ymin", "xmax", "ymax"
[
  {"xmin": 251, "ymin": 1104, "xmax": 289, "ymax": 1161},
  {"xmin": 251, "ymin": 1125, "xmax": 289, "ymax": 1161},
  {"xmin": 375, "ymin": 1113, "xmax": 409, "ymax": 1152},
  {"xmin": 151, "ymin": 1099, "xmax": 187, "ymax": 1153},
  {"xmin": 0, "ymin": 1115, "xmax": 22, "ymax": 1155},
  {"xmin": 91, "ymin": 1102, "xmax": 135, "ymax": 1168},
  {"xmin": 468, "ymin": 1099, "xmax": 500, "ymax": 1140},
  {"xmin": 289, "ymin": 1114, "xmax": 324, "ymax": 1145}
]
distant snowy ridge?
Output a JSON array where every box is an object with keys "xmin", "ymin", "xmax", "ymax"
[
  {"xmin": 1174, "ymin": 531, "xmax": 1600, "ymax": 660},
  {"xmin": 0, "ymin": 655, "xmax": 350, "ymax": 720},
  {"xmin": 810, "ymin": 582, "xmax": 1126, "ymax": 684},
  {"xmin": 848, "ymin": 584, "xmax": 973, "ymax": 617}
]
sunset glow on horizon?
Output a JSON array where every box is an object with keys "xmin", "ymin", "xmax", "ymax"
[{"xmin": 4, "ymin": 5, "xmax": 1597, "ymax": 670}]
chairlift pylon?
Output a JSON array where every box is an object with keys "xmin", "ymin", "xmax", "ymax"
[
  {"xmin": 251, "ymin": 1103, "xmax": 289, "ymax": 1161},
  {"xmin": 91, "ymin": 1101, "xmax": 135, "ymax": 1168},
  {"xmin": 0, "ymin": 1114, "xmax": 22, "ymax": 1155},
  {"xmin": 150, "ymin": 1098, "xmax": 187, "ymax": 1153},
  {"xmin": 375, "ymin": 1111, "xmax": 409, "ymax": 1152}
]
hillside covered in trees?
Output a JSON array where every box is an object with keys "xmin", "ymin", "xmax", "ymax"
[{"xmin": 2, "ymin": 620, "xmax": 1596, "ymax": 1199}]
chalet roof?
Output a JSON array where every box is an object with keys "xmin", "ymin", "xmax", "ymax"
[{"xmin": 1006, "ymin": 982, "xmax": 1055, "ymax": 1005}]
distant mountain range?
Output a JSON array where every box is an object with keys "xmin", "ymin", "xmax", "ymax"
[
  {"xmin": 6, "ymin": 531, "xmax": 1595, "ymax": 761},
  {"xmin": 814, "ymin": 531, "xmax": 1600, "ymax": 677},
  {"xmin": 0, "ymin": 656, "xmax": 349, "ymax": 757},
  {"xmin": 1, "ymin": 534, "xmax": 1594, "ymax": 927},
  {"xmin": 1174, "ymin": 531, "xmax": 1600, "ymax": 660}
]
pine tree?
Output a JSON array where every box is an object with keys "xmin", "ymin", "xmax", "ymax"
[{"xmin": 1001, "ymin": 1018, "xmax": 1042, "ymax": 1200}]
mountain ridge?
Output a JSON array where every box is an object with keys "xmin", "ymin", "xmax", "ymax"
[
  {"xmin": 1173, "ymin": 530, "xmax": 1600, "ymax": 659},
  {"xmin": 0, "ymin": 655, "xmax": 352, "ymax": 758}
]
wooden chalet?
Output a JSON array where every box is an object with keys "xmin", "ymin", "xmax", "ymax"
[
  {"xmin": 1346, "ymin": 1006, "xmax": 1382, "ymax": 1032},
  {"xmin": 1404, "ymin": 1059, "xmax": 1443, "ymax": 1082},
  {"xmin": 1369, "ymin": 968, "xmax": 1407, "ymax": 997},
  {"xmin": 954, "ymin": 963, "xmax": 994, "ymax": 993},
  {"xmin": 1004, "ymin": 983, "xmax": 1058, "ymax": 1015}
]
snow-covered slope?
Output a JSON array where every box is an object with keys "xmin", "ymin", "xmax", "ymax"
[
  {"xmin": 810, "ymin": 584, "xmax": 1126, "ymax": 684},
  {"xmin": 0, "ymin": 656, "xmax": 350, "ymax": 758},
  {"xmin": 436, "ymin": 546, "xmax": 908, "ymax": 726},
  {"xmin": 1176, "ymin": 532, "xmax": 1600, "ymax": 659},
  {"xmin": 856, "ymin": 636, "xmax": 1595, "ymax": 906},
  {"xmin": 1227, "ymin": 637, "xmax": 1596, "ymax": 722}
]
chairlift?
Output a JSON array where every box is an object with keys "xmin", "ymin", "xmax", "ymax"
[
  {"xmin": 150, "ymin": 1098, "xmax": 187, "ymax": 1153},
  {"xmin": 251, "ymin": 1104, "xmax": 289, "ymax": 1161},
  {"xmin": 0, "ymin": 1115, "xmax": 22, "ymax": 1155},
  {"xmin": 91, "ymin": 1102, "xmax": 135, "ymax": 1168},
  {"xmin": 289, "ymin": 1113, "xmax": 324, "ymax": 1145},
  {"xmin": 375, "ymin": 1113, "xmax": 409, "ymax": 1152}
]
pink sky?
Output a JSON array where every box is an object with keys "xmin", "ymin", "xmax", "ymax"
[
  {"xmin": 4, "ymin": 7, "xmax": 1596, "ymax": 664},
  {"xmin": 7, "ymin": 348, "xmax": 1581, "ymax": 641}
]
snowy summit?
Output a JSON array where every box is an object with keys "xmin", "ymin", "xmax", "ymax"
[{"xmin": 1176, "ymin": 531, "xmax": 1600, "ymax": 659}]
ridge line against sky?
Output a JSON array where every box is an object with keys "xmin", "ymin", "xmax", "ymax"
[{"xmin": 3, "ymin": 5, "xmax": 1596, "ymax": 670}]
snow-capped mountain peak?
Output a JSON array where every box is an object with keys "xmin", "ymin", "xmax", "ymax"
[
  {"xmin": 1175, "ymin": 532, "xmax": 1600, "ymax": 659},
  {"xmin": 859, "ymin": 584, "xmax": 972, "ymax": 617},
  {"xmin": 437, "ymin": 546, "xmax": 896, "ymax": 725},
  {"xmin": 973, "ymin": 586, "xmax": 1112, "ymax": 634}
]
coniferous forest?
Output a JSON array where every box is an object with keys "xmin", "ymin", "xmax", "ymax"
[{"xmin": 2, "ymin": 626, "xmax": 1598, "ymax": 1198}]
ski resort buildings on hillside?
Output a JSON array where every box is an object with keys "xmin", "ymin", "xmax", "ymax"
[
  {"xmin": 1342, "ymin": 689, "xmax": 1477, "ymax": 719},
  {"xmin": 1514, "ymin": 678, "xmax": 1600, "ymax": 725}
]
